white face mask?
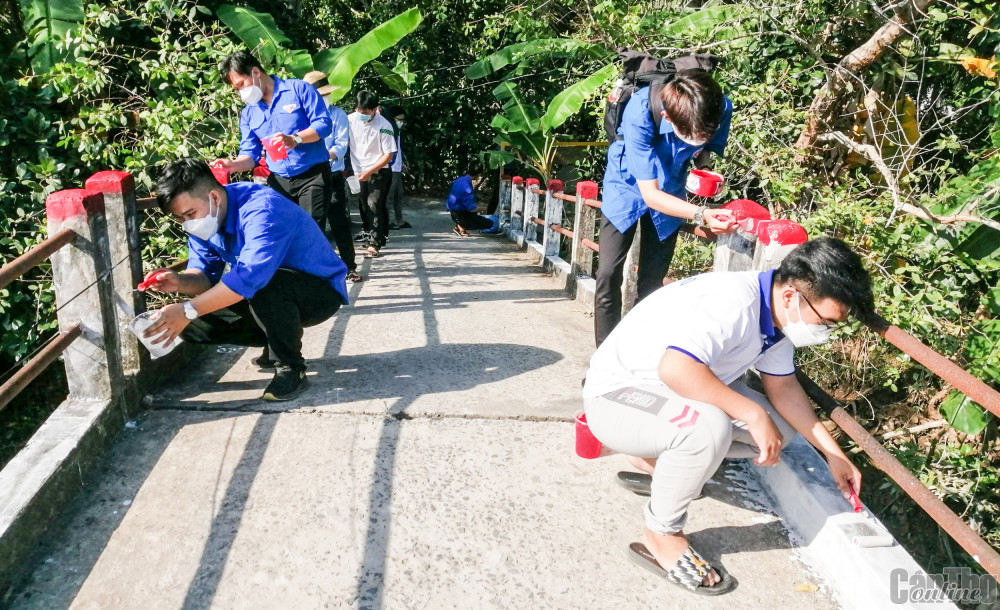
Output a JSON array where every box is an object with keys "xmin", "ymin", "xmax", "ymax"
[
  {"xmin": 780, "ymin": 292, "xmax": 835, "ymax": 348},
  {"xmin": 239, "ymin": 70, "xmax": 263, "ymax": 105},
  {"xmin": 674, "ymin": 131, "xmax": 707, "ymax": 147},
  {"xmin": 395, "ymin": 120, "xmax": 404, "ymax": 128},
  {"xmin": 182, "ymin": 193, "xmax": 221, "ymax": 241}
]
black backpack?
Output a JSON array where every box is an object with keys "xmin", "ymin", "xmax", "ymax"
[{"xmin": 603, "ymin": 49, "xmax": 720, "ymax": 142}]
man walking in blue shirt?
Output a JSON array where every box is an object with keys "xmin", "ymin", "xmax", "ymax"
[
  {"xmin": 303, "ymin": 70, "xmax": 363, "ymax": 283},
  {"xmin": 142, "ymin": 159, "xmax": 350, "ymax": 402},
  {"xmin": 213, "ymin": 51, "xmax": 333, "ymax": 244}
]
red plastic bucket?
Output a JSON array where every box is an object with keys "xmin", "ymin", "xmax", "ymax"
[
  {"xmin": 262, "ymin": 135, "xmax": 289, "ymax": 161},
  {"xmin": 575, "ymin": 411, "xmax": 603, "ymax": 459},
  {"xmin": 685, "ymin": 169, "xmax": 724, "ymax": 197}
]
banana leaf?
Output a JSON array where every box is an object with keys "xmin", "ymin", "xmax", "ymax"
[
  {"xmin": 18, "ymin": 0, "xmax": 85, "ymax": 73},
  {"xmin": 324, "ymin": 8, "xmax": 423, "ymax": 103},
  {"xmin": 314, "ymin": 45, "xmax": 351, "ymax": 75},
  {"xmin": 540, "ymin": 63, "xmax": 617, "ymax": 132},
  {"xmin": 216, "ymin": 5, "xmax": 291, "ymax": 65},
  {"xmin": 371, "ymin": 57, "xmax": 415, "ymax": 95},
  {"xmin": 466, "ymin": 39, "xmax": 611, "ymax": 79},
  {"xmin": 660, "ymin": 4, "xmax": 751, "ymax": 38}
]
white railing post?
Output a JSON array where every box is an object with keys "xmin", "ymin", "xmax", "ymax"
[
  {"xmin": 508, "ymin": 176, "xmax": 525, "ymax": 240},
  {"xmin": 570, "ymin": 181, "xmax": 599, "ymax": 280},
  {"xmin": 752, "ymin": 220, "xmax": 809, "ymax": 270},
  {"xmin": 714, "ymin": 199, "xmax": 770, "ymax": 272},
  {"xmin": 524, "ymin": 178, "xmax": 540, "ymax": 244},
  {"xmin": 497, "ymin": 174, "xmax": 512, "ymax": 232},
  {"xmin": 543, "ymin": 179, "xmax": 564, "ymax": 259},
  {"xmin": 621, "ymin": 220, "xmax": 641, "ymax": 315}
]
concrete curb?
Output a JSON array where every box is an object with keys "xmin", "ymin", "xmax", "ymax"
[
  {"xmin": 523, "ymin": 237, "xmax": 595, "ymax": 314},
  {"xmin": 753, "ymin": 436, "xmax": 958, "ymax": 610}
]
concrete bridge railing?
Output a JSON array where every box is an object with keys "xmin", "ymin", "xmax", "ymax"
[{"xmin": 0, "ymin": 170, "xmax": 223, "ymax": 596}]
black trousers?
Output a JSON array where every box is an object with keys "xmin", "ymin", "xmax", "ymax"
[
  {"xmin": 359, "ymin": 168, "xmax": 392, "ymax": 249},
  {"xmin": 326, "ymin": 171, "xmax": 357, "ymax": 271},
  {"xmin": 594, "ymin": 211, "xmax": 678, "ymax": 346},
  {"xmin": 267, "ymin": 162, "xmax": 330, "ymax": 236},
  {"xmin": 182, "ymin": 269, "xmax": 342, "ymax": 371},
  {"xmin": 450, "ymin": 210, "xmax": 493, "ymax": 231}
]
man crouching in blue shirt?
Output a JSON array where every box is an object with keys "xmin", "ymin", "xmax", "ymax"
[{"xmin": 142, "ymin": 158, "xmax": 350, "ymax": 401}]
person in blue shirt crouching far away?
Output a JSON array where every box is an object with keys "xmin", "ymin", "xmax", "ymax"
[
  {"xmin": 142, "ymin": 158, "xmax": 350, "ymax": 402},
  {"xmin": 597, "ymin": 70, "xmax": 739, "ymax": 347},
  {"xmin": 446, "ymin": 163, "xmax": 496, "ymax": 236}
]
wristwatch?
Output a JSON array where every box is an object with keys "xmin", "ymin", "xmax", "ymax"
[
  {"xmin": 183, "ymin": 301, "xmax": 199, "ymax": 320},
  {"xmin": 692, "ymin": 205, "xmax": 709, "ymax": 228},
  {"xmin": 293, "ymin": 133, "xmax": 304, "ymax": 145}
]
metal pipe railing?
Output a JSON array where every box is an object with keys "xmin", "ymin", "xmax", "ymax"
[
  {"xmin": 0, "ymin": 325, "xmax": 83, "ymax": 413},
  {"xmin": 796, "ymin": 371, "xmax": 1000, "ymax": 577},
  {"xmin": 135, "ymin": 196, "xmax": 157, "ymax": 211},
  {"xmin": 549, "ymin": 223, "xmax": 574, "ymax": 239},
  {"xmin": 0, "ymin": 228, "xmax": 76, "ymax": 291}
]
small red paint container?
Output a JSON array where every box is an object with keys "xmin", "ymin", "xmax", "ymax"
[
  {"xmin": 262, "ymin": 135, "xmax": 289, "ymax": 161},
  {"xmin": 575, "ymin": 411, "xmax": 603, "ymax": 459},
  {"xmin": 685, "ymin": 169, "xmax": 725, "ymax": 198},
  {"xmin": 210, "ymin": 163, "xmax": 229, "ymax": 185}
]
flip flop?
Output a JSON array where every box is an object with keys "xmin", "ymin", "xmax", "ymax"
[
  {"xmin": 627, "ymin": 542, "xmax": 737, "ymax": 596},
  {"xmin": 365, "ymin": 247, "xmax": 380, "ymax": 258},
  {"xmin": 616, "ymin": 471, "xmax": 703, "ymax": 499}
]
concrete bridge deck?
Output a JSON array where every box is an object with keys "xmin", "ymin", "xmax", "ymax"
[{"xmin": 8, "ymin": 199, "xmax": 837, "ymax": 609}]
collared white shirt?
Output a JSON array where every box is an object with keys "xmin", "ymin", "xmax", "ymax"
[
  {"xmin": 347, "ymin": 112, "xmax": 397, "ymax": 174},
  {"xmin": 583, "ymin": 270, "xmax": 795, "ymax": 398}
]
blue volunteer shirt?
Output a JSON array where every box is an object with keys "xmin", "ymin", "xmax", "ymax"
[
  {"xmin": 602, "ymin": 86, "xmax": 733, "ymax": 240},
  {"xmin": 239, "ymin": 76, "xmax": 333, "ymax": 178},
  {"xmin": 323, "ymin": 104, "xmax": 350, "ymax": 173},
  {"xmin": 186, "ymin": 182, "xmax": 349, "ymax": 304},
  {"xmin": 445, "ymin": 175, "xmax": 476, "ymax": 212},
  {"xmin": 756, "ymin": 269, "xmax": 793, "ymax": 375}
]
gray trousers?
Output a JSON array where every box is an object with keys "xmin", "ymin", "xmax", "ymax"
[
  {"xmin": 584, "ymin": 379, "xmax": 797, "ymax": 535},
  {"xmin": 389, "ymin": 172, "xmax": 404, "ymax": 224}
]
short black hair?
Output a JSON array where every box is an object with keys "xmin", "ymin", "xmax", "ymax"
[
  {"xmin": 356, "ymin": 90, "xmax": 379, "ymax": 111},
  {"xmin": 220, "ymin": 51, "xmax": 262, "ymax": 85},
  {"xmin": 156, "ymin": 158, "xmax": 221, "ymax": 212},
  {"xmin": 467, "ymin": 161, "xmax": 483, "ymax": 177},
  {"xmin": 774, "ymin": 237, "xmax": 875, "ymax": 323},
  {"xmin": 660, "ymin": 69, "xmax": 724, "ymax": 142}
]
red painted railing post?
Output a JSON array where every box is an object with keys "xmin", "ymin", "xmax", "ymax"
[
  {"xmin": 571, "ymin": 181, "xmax": 599, "ymax": 280},
  {"xmin": 509, "ymin": 177, "xmax": 525, "ymax": 236},
  {"xmin": 524, "ymin": 178, "xmax": 541, "ymax": 244},
  {"xmin": 498, "ymin": 174, "xmax": 512, "ymax": 232},
  {"xmin": 45, "ymin": 189, "xmax": 118, "ymax": 401},
  {"xmin": 86, "ymin": 171, "xmax": 146, "ymax": 380}
]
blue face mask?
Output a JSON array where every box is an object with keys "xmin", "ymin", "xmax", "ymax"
[{"xmin": 358, "ymin": 112, "xmax": 373, "ymax": 122}]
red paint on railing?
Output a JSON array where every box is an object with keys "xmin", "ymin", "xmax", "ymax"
[
  {"xmin": 85, "ymin": 171, "xmax": 134, "ymax": 195},
  {"xmin": 547, "ymin": 179, "xmax": 564, "ymax": 193},
  {"xmin": 512, "ymin": 176, "xmax": 524, "ymax": 186},
  {"xmin": 526, "ymin": 178, "xmax": 540, "ymax": 188},
  {"xmin": 46, "ymin": 189, "xmax": 104, "ymax": 222},
  {"xmin": 576, "ymin": 181, "xmax": 599, "ymax": 200},
  {"xmin": 724, "ymin": 199, "xmax": 770, "ymax": 221},
  {"xmin": 757, "ymin": 219, "xmax": 807, "ymax": 246}
]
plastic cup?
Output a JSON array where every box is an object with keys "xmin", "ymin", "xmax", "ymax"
[
  {"xmin": 685, "ymin": 169, "xmax": 725, "ymax": 197},
  {"xmin": 346, "ymin": 175, "xmax": 361, "ymax": 195},
  {"xmin": 575, "ymin": 411, "xmax": 603, "ymax": 459},
  {"xmin": 262, "ymin": 135, "xmax": 289, "ymax": 161},
  {"xmin": 129, "ymin": 311, "xmax": 182, "ymax": 359},
  {"xmin": 210, "ymin": 165, "xmax": 229, "ymax": 185}
]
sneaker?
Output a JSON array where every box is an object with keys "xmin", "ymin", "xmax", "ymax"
[
  {"xmin": 354, "ymin": 230, "xmax": 371, "ymax": 242},
  {"xmin": 262, "ymin": 366, "xmax": 308, "ymax": 401}
]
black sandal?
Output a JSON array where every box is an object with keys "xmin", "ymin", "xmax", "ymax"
[
  {"xmin": 347, "ymin": 270, "xmax": 364, "ymax": 282},
  {"xmin": 365, "ymin": 246, "xmax": 380, "ymax": 258},
  {"xmin": 628, "ymin": 542, "xmax": 737, "ymax": 596}
]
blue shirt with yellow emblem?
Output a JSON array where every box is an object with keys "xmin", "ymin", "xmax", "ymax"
[
  {"xmin": 238, "ymin": 76, "xmax": 333, "ymax": 178},
  {"xmin": 186, "ymin": 182, "xmax": 349, "ymax": 304},
  {"xmin": 602, "ymin": 86, "xmax": 733, "ymax": 241}
]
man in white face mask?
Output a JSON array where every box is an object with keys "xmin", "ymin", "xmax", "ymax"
[
  {"xmin": 142, "ymin": 158, "xmax": 350, "ymax": 402},
  {"xmin": 582, "ymin": 237, "xmax": 874, "ymax": 595},
  {"xmin": 212, "ymin": 52, "xmax": 335, "ymax": 250}
]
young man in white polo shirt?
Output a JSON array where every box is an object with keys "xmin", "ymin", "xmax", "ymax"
[
  {"xmin": 348, "ymin": 90, "xmax": 397, "ymax": 257},
  {"xmin": 583, "ymin": 237, "xmax": 874, "ymax": 596}
]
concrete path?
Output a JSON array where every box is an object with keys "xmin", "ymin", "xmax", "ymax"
[{"xmin": 9, "ymin": 199, "xmax": 839, "ymax": 609}]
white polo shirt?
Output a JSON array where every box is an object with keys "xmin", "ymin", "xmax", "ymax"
[
  {"xmin": 583, "ymin": 270, "xmax": 796, "ymax": 398},
  {"xmin": 348, "ymin": 112, "xmax": 398, "ymax": 174}
]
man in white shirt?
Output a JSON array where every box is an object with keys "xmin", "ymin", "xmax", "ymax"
[
  {"xmin": 583, "ymin": 237, "xmax": 874, "ymax": 595},
  {"xmin": 348, "ymin": 91, "xmax": 397, "ymax": 257}
]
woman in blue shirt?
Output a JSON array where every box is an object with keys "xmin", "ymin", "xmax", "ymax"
[{"xmin": 596, "ymin": 70, "xmax": 737, "ymax": 346}]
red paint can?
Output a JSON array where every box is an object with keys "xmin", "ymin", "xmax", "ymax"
[{"xmin": 685, "ymin": 169, "xmax": 725, "ymax": 197}]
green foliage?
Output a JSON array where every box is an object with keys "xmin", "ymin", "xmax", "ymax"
[
  {"xmin": 215, "ymin": 4, "xmax": 292, "ymax": 65},
  {"xmin": 323, "ymin": 8, "xmax": 423, "ymax": 102},
  {"xmin": 465, "ymin": 39, "xmax": 609, "ymax": 79},
  {"xmin": 17, "ymin": 0, "xmax": 85, "ymax": 73},
  {"xmin": 371, "ymin": 53, "xmax": 415, "ymax": 95},
  {"xmin": 540, "ymin": 63, "xmax": 617, "ymax": 132}
]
